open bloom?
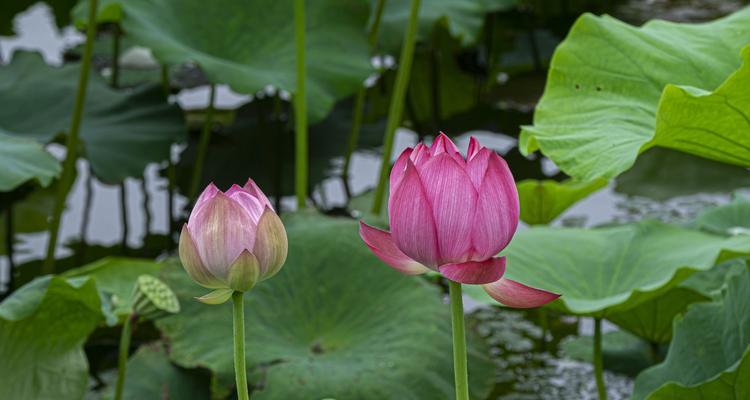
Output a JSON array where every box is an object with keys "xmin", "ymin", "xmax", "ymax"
[
  {"xmin": 359, "ymin": 133, "xmax": 559, "ymax": 308},
  {"xmin": 179, "ymin": 179, "xmax": 287, "ymax": 302}
]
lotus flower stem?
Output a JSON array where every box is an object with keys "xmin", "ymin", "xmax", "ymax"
[
  {"xmin": 160, "ymin": 64, "xmax": 176, "ymax": 250},
  {"xmin": 293, "ymin": 0, "xmax": 308, "ymax": 209},
  {"xmin": 342, "ymin": 0, "xmax": 387, "ymax": 195},
  {"xmin": 78, "ymin": 167, "xmax": 94, "ymax": 263},
  {"xmin": 188, "ymin": 84, "xmax": 217, "ymax": 202},
  {"xmin": 42, "ymin": 0, "xmax": 98, "ymax": 274},
  {"xmin": 114, "ymin": 314, "xmax": 135, "ymax": 400},
  {"xmin": 232, "ymin": 291, "xmax": 250, "ymax": 400},
  {"xmin": 371, "ymin": 0, "xmax": 421, "ymax": 215},
  {"xmin": 593, "ymin": 317, "xmax": 608, "ymax": 400},
  {"xmin": 449, "ymin": 280, "xmax": 470, "ymax": 400}
]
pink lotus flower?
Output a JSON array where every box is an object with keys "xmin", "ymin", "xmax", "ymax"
[
  {"xmin": 359, "ymin": 133, "xmax": 559, "ymax": 308},
  {"xmin": 179, "ymin": 179, "xmax": 287, "ymax": 303}
]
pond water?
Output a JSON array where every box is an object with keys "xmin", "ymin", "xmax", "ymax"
[{"xmin": 1, "ymin": 2, "xmax": 746, "ymax": 399}]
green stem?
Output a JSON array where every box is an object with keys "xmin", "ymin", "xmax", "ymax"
[
  {"xmin": 4, "ymin": 205, "xmax": 15, "ymax": 295},
  {"xmin": 188, "ymin": 84, "xmax": 217, "ymax": 203},
  {"xmin": 342, "ymin": 0, "xmax": 387, "ymax": 198},
  {"xmin": 42, "ymin": 0, "xmax": 99, "ymax": 274},
  {"xmin": 160, "ymin": 64, "xmax": 170, "ymax": 96},
  {"xmin": 111, "ymin": 24, "xmax": 120, "ymax": 88},
  {"xmin": 114, "ymin": 314, "xmax": 134, "ymax": 400},
  {"xmin": 293, "ymin": 0, "xmax": 308, "ymax": 209},
  {"xmin": 371, "ymin": 0, "xmax": 421, "ymax": 215},
  {"xmin": 160, "ymin": 64, "xmax": 176, "ymax": 251},
  {"xmin": 119, "ymin": 182, "xmax": 128, "ymax": 254},
  {"xmin": 449, "ymin": 280, "xmax": 469, "ymax": 400},
  {"xmin": 593, "ymin": 317, "xmax": 608, "ymax": 400},
  {"xmin": 232, "ymin": 291, "xmax": 250, "ymax": 400}
]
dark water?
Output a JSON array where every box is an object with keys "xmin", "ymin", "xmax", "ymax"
[{"xmin": 1, "ymin": 2, "xmax": 747, "ymax": 399}]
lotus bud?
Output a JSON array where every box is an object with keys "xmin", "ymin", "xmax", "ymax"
[
  {"xmin": 179, "ymin": 179, "xmax": 288, "ymax": 304},
  {"xmin": 359, "ymin": 133, "xmax": 559, "ymax": 308}
]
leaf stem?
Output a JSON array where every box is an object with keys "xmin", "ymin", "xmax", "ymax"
[
  {"xmin": 42, "ymin": 0, "xmax": 99, "ymax": 274},
  {"xmin": 3, "ymin": 205, "xmax": 14, "ymax": 296},
  {"xmin": 233, "ymin": 291, "xmax": 250, "ymax": 400},
  {"xmin": 593, "ymin": 317, "xmax": 608, "ymax": 400},
  {"xmin": 293, "ymin": 0, "xmax": 308, "ymax": 209},
  {"xmin": 371, "ymin": 0, "xmax": 421, "ymax": 214},
  {"xmin": 188, "ymin": 84, "xmax": 217, "ymax": 203},
  {"xmin": 449, "ymin": 280, "xmax": 470, "ymax": 400},
  {"xmin": 342, "ymin": 0, "xmax": 387, "ymax": 200},
  {"xmin": 119, "ymin": 182, "xmax": 128, "ymax": 254},
  {"xmin": 114, "ymin": 313, "xmax": 134, "ymax": 400}
]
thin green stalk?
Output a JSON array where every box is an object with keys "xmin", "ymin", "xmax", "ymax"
[
  {"xmin": 371, "ymin": 0, "xmax": 421, "ymax": 214},
  {"xmin": 111, "ymin": 24, "xmax": 120, "ymax": 88},
  {"xmin": 4, "ymin": 205, "xmax": 15, "ymax": 295},
  {"xmin": 341, "ymin": 0, "xmax": 387, "ymax": 199},
  {"xmin": 114, "ymin": 314, "xmax": 134, "ymax": 400},
  {"xmin": 140, "ymin": 179, "xmax": 151, "ymax": 237},
  {"xmin": 160, "ymin": 64, "xmax": 176, "ymax": 251},
  {"xmin": 188, "ymin": 84, "xmax": 217, "ymax": 202},
  {"xmin": 293, "ymin": 0, "xmax": 308, "ymax": 209},
  {"xmin": 42, "ymin": 0, "xmax": 99, "ymax": 274},
  {"xmin": 449, "ymin": 280, "xmax": 469, "ymax": 400},
  {"xmin": 120, "ymin": 182, "xmax": 128, "ymax": 254},
  {"xmin": 232, "ymin": 291, "xmax": 250, "ymax": 400},
  {"xmin": 593, "ymin": 317, "xmax": 608, "ymax": 400}
]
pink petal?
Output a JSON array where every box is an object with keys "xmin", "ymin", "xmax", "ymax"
[
  {"xmin": 417, "ymin": 153, "xmax": 477, "ymax": 263},
  {"xmin": 430, "ymin": 132, "xmax": 464, "ymax": 165},
  {"xmin": 410, "ymin": 143, "xmax": 431, "ymax": 169},
  {"xmin": 439, "ymin": 256, "xmax": 505, "ymax": 284},
  {"xmin": 242, "ymin": 178, "xmax": 274, "ymax": 210},
  {"xmin": 465, "ymin": 147, "xmax": 491, "ymax": 190},
  {"xmin": 466, "ymin": 137, "xmax": 481, "ymax": 160},
  {"xmin": 193, "ymin": 182, "xmax": 219, "ymax": 213},
  {"xmin": 483, "ymin": 278, "xmax": 560, "ymax": 308},
  {"xmin": 389, "ymin": 160, "xmax": 440, "ymax": 267},
  {"xmin": 389, "ymin": 148, "xmax": 413, "ymax": 197},
  {"xmin": 188, "ymin": 192, "xmax": 256, "ymax": 279},
  {"xmin": 226, "ymin": 185, "xmax": 265, "ymax": 224},
  {"xmin": 359, "ymin": 221, "xmax": 431, "ymax": 275},
  {"xmin": 471, "ymin": 152, "xmax": 519, "ymax": 260},
  {"xmin": 178, "ymin": 225, "xmax": 224, "ymax": 289}
]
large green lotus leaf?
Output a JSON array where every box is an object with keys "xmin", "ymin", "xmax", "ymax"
[
  {"xmin": 112, "ymin": 344, "xmax": 211, "ymax": 400},
  {"xmin": 500, "ymin": 221, "xmax": 750, "ymax": 316},
  {"xmin": 156, "ymin": 213, "xmax": 494, "ymax": 400},
  {"xmin": 693, "ymin": 194, "xmax": 750, "ymax": 236},
  {"xmin": 615, "ymin": 148, "xmax": 750, "ymax": 200},
  {"xmin": 61, "ymin": 257, "xmax": 163, "ymax": 320},
  {"xmin": 520, "ymin": 9, "xmax": 750, "ymax": 181},
  {"xmin": 517, "ymin": 178, "xmax": 607, "ymax": 225},
  {"xmin": 375, "ymin": 0, "xmax": 517, "ymax": 52},
  {"xmin": 114, "ymin": 0, "xmax": 372, "ymax": 123},
  {"xmin": 0, "ymin": 276, "xmax": 102, "ymax": 399},
  {"xmin": 632, "ymin": 265, "xmax": 750, "ymax": 400},
  {"xmin": 606, "ymin": 287, "xmax": 708, "ymax": 344},
  {"xmin": 0, "ymin": 133, "xmax": 60, "ymax": 191},
  {"xmin": 0, "ymin": 52, "xmax": 185, "ymax": 183}
]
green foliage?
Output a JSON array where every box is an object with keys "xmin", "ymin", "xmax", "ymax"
[
  {"xmin": 633, "ymin": 264, "xmax": 750, "ymax": 399},
  {"xmin": 521, "ymin": 8, "xmax": 750, "ymax": 181},
  {"xmin": 112, "ymin": 344, "xmax": 211, "ymax": 400},
  {"xmin": 501, "ymin": 221, "xmax": 750, "ymax": 316},
  {"xmin": 0, "ymin": 51, "xmax": 184, "ymax": 183},
  {"xmin": 157, "ymin": 213, "xmax": 494, "ymax": 399},
  {"xmin": 562, "ymin": 330, "xmax": 654, "ymax": 377},
  {"xmin": 0, "ymin": 133, "xmax": 60, "ymax": 191},
  {"xmin": 693, "ymin": 194, "xmax": 750, "ymax": 236},
  {"xmin": 375, "ymin": 0, "xmax": 517, "ymax": 52},
  {"xmin": 615, "ymin": 148, "xmax": 750, "ymax": 200},
  {"xmin": 517, "ymin": 178, "xmax": 607, "ymax": 225},
  {"xmin": 116, "ymin": 0, "xmax": 373, "ymax": 123},
  {"xmin": 0, "ymin": 276, "xmax": 102, "ymax": 399},
  {"xmin": 61, "ymin": 257, "xmax": 163, "ymax": 321}
]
